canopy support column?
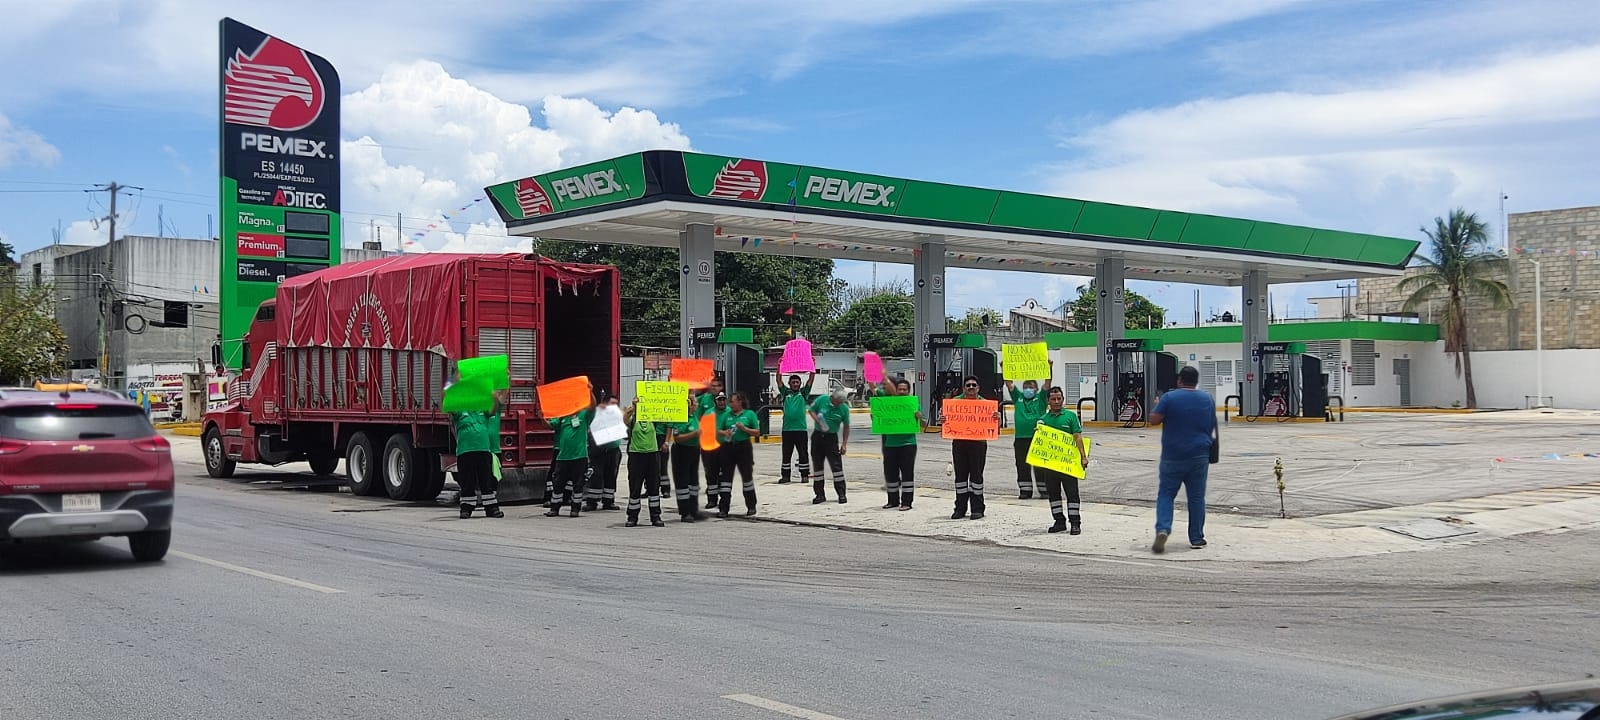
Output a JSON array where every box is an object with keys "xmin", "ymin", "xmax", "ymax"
[
  {"xmin": 1241, "ymin": 269, "xmax": 1269, "ymax": 416},
  {"xmin": 1093, "ymin": 258, "xmax": 1126, "ymax": 421},
  {"xmin": 913, "ymin": 236, "xmax": 946, "ymax": 420},
  {"xmin": 679, "ymin": 223, "xmax": 716, "ymax": 358}
]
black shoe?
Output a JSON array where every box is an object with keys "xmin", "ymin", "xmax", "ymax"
[
  {"xmin": 1069, "ymin": 524, "xmax": 1081, "ymax": 536},
  {"xmin": 814, "ymin": 496, "xmax": 827, "ymax": 505},
  {"xmin": 680, "ymin": 514, "xmax": 697, "ymax": 523},
  {"xmin": 600, "ymin": 502, "xmax": 619, "ymax": 511},
  {"xmin": 744, "ymin": 507, "xmax": 757, "ymax": 516},
  {"xmin": 583, "ymin": 501, "xmax": 600, "ymax": 512},
  {"xmin": 485, "ymin": 505, "xmax": 504, "ymax": 519},
  {"xmin": 899, "ymin": 505, "xmax": 913, "ymax": 511},
  {"xmin": 1152, "ymin": 531, "xmax": 1169, "ymax": 554},
  {"xmin": 1048, "ymin": 521, "xmax": 1067, "ymax": 534},
  {"xmin": 544, "ymin": 508, "xmax": 562, "ymax": 518},
  {"xmin": 1190, "ymin": 539, "xmax": 1207, "ymax": 549},
  {"xmin": 951, "ymin": 511, "xmax": 966, "ymax": 520},
  {"xmin": 460, "ymin": 504, "xmax": 474, "ymax": 519},
  {"xmin": 705, "ymin": 499, "xmax": 718, "ymax": 510},
  {"xmin": 625, "ymin": 515, "xmax": 639, "ymax": 528},
  {"xmin": 778, "ymin": 478, "xmax": 790, "ymax": 484},
  {"xmin": 969, "ymin": 513, "xmax": 985, "ymax": 520},
  {"xmin": 883, "ymin": 502, "xmax": 898, "ymax": 509},
  {"xmin": 1020, "ymin": 490, "xmax": 1033, "ymax": 500},
  {"xmin": 650, "ymin": 514, "xmax": 665, "ymax": 527},
  {"xmin": 837, "ymin": 496, "xmax": 847, "ymax": 504},
  {"xmin": 716, "ymin": 510, "xmax": 730, "ymax": 519},
  {"xmin": 569, "ymin": 507, "xmax": 581, "ymax": 518}
]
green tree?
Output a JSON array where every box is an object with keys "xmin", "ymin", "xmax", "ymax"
[
  {"xmin": 0, "ymin": 273, "xmax": 69, "ymax": 384},
  {"xmin": 948, "ymin": 307, "xmax": 1001, "ymax": 334},
  {"xmin": 824, "ymin": 291, "xmax": 915, "ymax": 356},
  {"xmin": 1398, "ymin": 208, "xmax": 1510, "ymax": 409},
  {"xmin": 0, "ymin": 237, "xmax": 15, "ymax": 266},
  {"xmin": 1066, "ymin": 280, "xmax": 1166, "ymax": 330},
  {"xmin": 531, "ymin": 240, "xmax": 842, "ymax": 348}
]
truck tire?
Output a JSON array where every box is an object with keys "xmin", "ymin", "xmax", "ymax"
[
  {"xmin": 382, "ymin": 433, "xmax": 421, "ymax": 501},
  {"xmin": 346, "ymin": 432, "xmax": 384, "ymax": 496},
  {"xmin": 414, "ymin": 449, "xmax": 446, "ymax": 502},
  {"xmin": 203, "ymin": 428, "xmax": 236, "ymax": 479},
  {"xmin": 308, "ymin": 451, "xmax": 340, "ymax": 477}
]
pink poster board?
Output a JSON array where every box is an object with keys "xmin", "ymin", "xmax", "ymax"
[
  {"xmin": 778, "ymin": 338, "xmax": 815, "ymax": 373},
  {"xmin": 863, "ymin": 352, "xmax": 885, "ymax": 384}
]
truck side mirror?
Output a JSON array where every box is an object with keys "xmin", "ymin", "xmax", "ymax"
[{"xmin": 211, "ymin": 342, "xmax": 223, "ymax": 369}]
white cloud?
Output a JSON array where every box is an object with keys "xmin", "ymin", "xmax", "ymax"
[
  {"xmin": 339, "ymin": 61, "xmax": 691, "ymax": 253},
  {"xmin": 0, "ymin": 112, "xmax": 59, "ymax": 167},
  {"xmin": 1045, "ymin": 45, "xmax": 1600, "ymax": 244},
  {"xmin": 61, "ymin": 219, "xmax": 109, "ymax": 246}
]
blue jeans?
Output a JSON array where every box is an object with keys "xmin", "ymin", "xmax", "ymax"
[{"xmin": 1156, "ymin": 456, "xmax": 1208, "ymax": 545}]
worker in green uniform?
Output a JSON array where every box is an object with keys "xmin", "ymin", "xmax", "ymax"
[
  {"xmin": 716, "ymin": 391, "xmax": 761, "ymax": 518},
  {"xmin": 666, "ymin": 394, "xmax": 706, "ymax": 523},
  {"xmin": 449, "ymin": 388, "xmax": 507, "ymax": 519},
  {"xmin": 585, "ymin": 394, "xmax": 623, "ymax": 512},
  {"xmin": 808, "ymin": 388, "xmax": 851, "ymax": 504},
  {"xmin": 1036, "ymin": 385, "xmax": 1088, "ymax": 534},
  {"xmin": 1006, "ymin": 378, "xmax": 1051, "ymax": 499},
  {"xmin": 547, "ymin": 383, "xmax": 596, "ymax": 518},
  {"xmin": 875, "ymin": 377, "xmax": 924, "ymax": 510},
  {"xmin": 696, "ymin": 377, "xmax": 725, "ymax": 508},
  {"xmin": 621, "ymin": 397, "xmax": 667, "ymax": 527},
  {"xmin": 774, "ymin": 372, "xmax": 815, "ymax": 485}
]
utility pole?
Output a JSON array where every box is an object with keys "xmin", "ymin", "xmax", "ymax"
[{"xmin": 87, "ymin": 181, "xmax": 141, "ymax": 387}]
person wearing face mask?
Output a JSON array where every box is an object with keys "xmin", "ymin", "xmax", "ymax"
[
  {"xmin": 1035, "ymin": 386, "xmax": 1087, "ymax": 534},
  {"xmin": 1006, "ymin": 378, "xmax": 1051, "ymax": 500},
  {"xmin": 949, "ymin": 375, "xmax": 1000, "ymax": 520},
  {"xmin": 875, "ymin": 376, "xmax": 924, "ymax": 510}
]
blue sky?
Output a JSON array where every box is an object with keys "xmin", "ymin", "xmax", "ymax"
[{"xmin": 3, "ymin": 0, "xmax": 1599, "ymax": 323}]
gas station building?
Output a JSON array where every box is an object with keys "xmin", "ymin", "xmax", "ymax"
[{"xmin": 486, "ymin": 151, "xmax": 1420, "ymax": 420}]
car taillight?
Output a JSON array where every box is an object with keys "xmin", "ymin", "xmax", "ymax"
[
  {"xmin": 132, "ymin": 436, "xmax": 171, "ymax": 453},
  {"xmin": 53, "ymin": 404, "xmax": 99, "ymax": 410},
  {"xmin": 0, "ymin": 439, "xmax": 27, "ymax": 455}
]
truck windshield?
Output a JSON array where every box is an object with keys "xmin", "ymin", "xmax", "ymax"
[{"xmin": 0, "ymin": 405, "xmax": 156, "ymax": 441}]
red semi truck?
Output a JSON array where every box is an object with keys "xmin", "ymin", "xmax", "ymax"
[{"xmin": 201, "ymin": 253, "xmax": 620, "ymax": 503}]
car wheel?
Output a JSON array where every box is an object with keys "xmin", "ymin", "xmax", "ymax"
[
  {"xmin": 345, "ymin": 432, "xmax": 384, "ymax": 496},
  {"xmin": 129, "ymin": 529, "xmax": 171, "ymax": 562},
  {"xmin": 382, "ymin": 433, "xmax": 419, "ymax": 501},
  {"xmin": 308, "ymin": 451, "xmax": 340, "ymax": 477},
  {"xmin": 203, "ymin": 428, "xmax": 236, "ymax": 479}
]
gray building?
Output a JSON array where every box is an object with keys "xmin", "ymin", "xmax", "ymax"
[{"xmin": 21, "ymin": 237, "xmax": 392, "ymax": 390}]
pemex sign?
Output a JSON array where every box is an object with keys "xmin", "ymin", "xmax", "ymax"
[{"xmin": 218, "ymin": 18, "xmax": 341, "ymax": 371}]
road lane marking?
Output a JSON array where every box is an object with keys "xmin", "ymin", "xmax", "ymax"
[
  {"xmin": 172, "ymin": 550, "xmax": 345, "ymax": 594},
  {"xmin": 723, "ymin": 694, "xmax": 853, "ymax": 720}
]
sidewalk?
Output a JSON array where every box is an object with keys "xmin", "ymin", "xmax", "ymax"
[{"xmin": 742, "ymin": 473, "xmax": 1600, "ymax": 564}]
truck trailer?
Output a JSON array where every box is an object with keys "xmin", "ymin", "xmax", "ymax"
[{"xmin": 201, "ymin": 253, "xmax": 620, "ymax": 503}]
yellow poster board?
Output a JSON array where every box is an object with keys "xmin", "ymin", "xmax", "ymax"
[
  {"xmin": 1026, "ymin": 424, "xmax": 1091, "ymax": 478},
  {"xmin": 1002, "ymin": 342, "xmax": 1050, "ymax": 381},
  {"xmin": 636, "ymin": 381, "xmax": 690, "ymax": 423}
]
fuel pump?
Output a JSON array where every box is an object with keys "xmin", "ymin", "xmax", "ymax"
[
  {"xmin": 1104, "ymin": 338, "xmax": 1178, "ymax": 424},
  {"xmin": 692, "ymin": 326, "xmax": 769, "ymax": 401},
  {"xmin": 1252, "ymin": 342, "xmax": 1326, "ymax": 418},
  {"xmin": 926, "ymin": 332, "xmax": 1000, "ymax": 422}
]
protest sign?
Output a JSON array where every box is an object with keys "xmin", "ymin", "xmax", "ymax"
[
  {"xmin": 670, "ymin": 358, "xmax": 715, "ymax": 390},
  {"xmin": 1026, "ymin": 424, "xmax": 1092, "ymax": 478},
  {"xmin": 862, "ymin": 352, "xmax": 885, "ymax": 384},
  {"xmin": 698, "ymin": 412, "xmax": 721, "ymax": 452},
  {"xmin": 537, "ymin": 376, "xmax": 591, "ymax": 419},
  {"xmin": 441, "ymin": 374, "xmax": 495, "ymax": 412},
  {"xmin": 589, "ymin": 405, "xmax": 627, "ymax": 445},
  {"xmin": 941, "ymin": 399, "xmax": 999, "ymax": 440},
  {"xmin": 636, "ymin": 381, "xmax": 689, "ymax": 423},
  {"xmin": 1002, "ymin": 342, "xmax": 1051, "ymax": 382},
  {"xmin": 870, "ymin": 395, "xmax": 921, "ymax": 435},
  {"xmin": 778, "ymin": 338, "xmax": 816, "ymax": 374},
  {"xmin": 457, "ymin": 354, "xmax": 510, "ymax": 389}
]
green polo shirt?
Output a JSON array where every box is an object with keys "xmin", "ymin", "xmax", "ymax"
[
  {"xmin": 1009, "ymin": 386, "xmax": 1048, "ymax": 439},
  {"xmin": 721, "ymin": 408, "xmax": 759, "ymax": 443},
  {"xmin": 552, "ymin": 408, "xmax": 594, "ymax": 461},
  {"xmin": 777, "ymin": 382, "xmax": 813, "ymax": 432},
  {"xmin": 872, "ymin": 388, "xmax": 917, "ymax": 448},
  {"xmin": 451, "ymin": 411, "xmax": 496, "ymax": 455},
  {"xmin": 671, "ymin": 419, "xmax": 700, "ymax": 447},
  {"xmin": 696, "ymin": 392, "xmax": 718, "ymax": 419},
  {"xmin": 628, "ymin": 418, "xmax": 659, "ymax": 454},
  {"xmin": 810, "ymin": 395, "xmax": 849, "ymax": 435},
  {"xmin": 1037, "ymin": 408, "xmax": 1083, "ymax": 435}
]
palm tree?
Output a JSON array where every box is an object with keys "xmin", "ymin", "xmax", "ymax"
[{"xmin": 1398, "ymin": 208, "xmax": 1511, "ymax": 408}]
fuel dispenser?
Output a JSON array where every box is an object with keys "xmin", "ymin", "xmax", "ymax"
[
  {"xmin": 1104, "ymin": 338, "xmax": 1178, "ymax": 423},
  {"xmin": 1252, "ymin": 342, "xmax": 1327, "ymax": 418},
  {"xmin": 926, "ymin": 332, "xmax": 1000, "ymax": 423},
  {"xmin": 691, "ymin": 326, "xmax": 769, "ymax": 402}
]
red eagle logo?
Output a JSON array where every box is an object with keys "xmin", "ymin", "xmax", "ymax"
[
  {"xmin": 708, "ymin": 159, "xmax": 767, "ymax": 201},
  {"xmin": 515, "ymin": 178, "xmax": 555, "ymax": 217},
  {"xmin": 223, "ymin": 36, "xmax": 326, "ymax": 131}
]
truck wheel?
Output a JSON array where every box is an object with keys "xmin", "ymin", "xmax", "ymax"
[
  {"xmin": 346, "ymin": 432, "xmax": 384, "ymax": 496},
  {"xmin": 382, "ymin": 433, "xmax": 420, "ymax": 501},
  {"xmin": 203, "ymin": 428, "xmax": 236, "ymax": 479},
  {"xmin": 308, "ymin": 451, "xmax": 340, "ymax": 477},
  {"xmin": 128, "ymin": 529, "xmax": 171, "ymax": 562},
  {"xmin": 414, "ymin": 449, "xmax": 446, "ymax": 502}
]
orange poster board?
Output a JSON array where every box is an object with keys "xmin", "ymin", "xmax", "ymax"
[
  {"xmin": 671, "ymin": 358, "xmax": 715, "ymax": 390},
  {"xmin": 698, "ymin": 412, "xmax": 721, "ymax": 452},
  {"xmin": 537, "ymin": 375, "xmax": 591, "ymax": 419},
  {"xmin": 941, "ymin": 398, "xmax": 1000, "ymax": 441}
]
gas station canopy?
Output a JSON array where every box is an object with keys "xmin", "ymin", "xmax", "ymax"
[{"xmin": 485, "ymin": 151, "xmax": 1419, "ymax": 285}]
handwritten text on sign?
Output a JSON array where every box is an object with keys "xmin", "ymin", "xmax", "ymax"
[
  {"xmin": 670, "ymin": 358, "xmax": 715, "ymax": 390},
  {"xmin": 1026, "ymin": 424, "xmax": 1092, "ymax": 478},
  {"xmin": 941, "ymin": 398, "xmax": 999, "ymax": 440},
  {"xmin": 862, "ymin": 352, "xmax": 885, "ymax": 384},
  {"xmin": 1002, "ymin": 342, "xmax": 1051, "ymax": 381},
  {"xmin": 869, "ymin": 395, "xmax": 921, "ymax": 435},
  {"xmin": 778, "ymin": 338, "xmax": 815, "ymax": 374},
  {"xmin": 537, "ymin": 376, "xmax": 591, "ymax": 419},
  {"xmin": 636, "ymin": 381, "xmax": 689, "ymax": 423}
]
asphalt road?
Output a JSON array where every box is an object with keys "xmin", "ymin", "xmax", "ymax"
[{"xmin": 2, "ymin": 445, "xmax": 1597, "ymax": 720}]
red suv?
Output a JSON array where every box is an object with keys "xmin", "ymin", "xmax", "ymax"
[{"xmin": 0, "ymin": 388, "xmax": 174, "ymax": 561}]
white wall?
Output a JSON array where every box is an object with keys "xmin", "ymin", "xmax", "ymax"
[{"xmin": 1415, "ymin": 348, "xmax": 1600, "ymax": 409}]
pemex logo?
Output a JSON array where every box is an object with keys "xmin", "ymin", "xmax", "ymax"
[
  {"xmin": 224, "ymin": 36, "xmax": 326, "ymax": 131},
  {"xmin": 708, "ymin": 159, "xmax": 767, "ymax": 201},
  {"xmin": 515, "ymin": 178, "xmax": 555, "ymax": 217}
]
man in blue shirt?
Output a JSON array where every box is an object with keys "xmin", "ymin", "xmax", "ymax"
[{"xmin": 1148, "ymin": 366, "xmax": 1216, "ymax": 553}]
